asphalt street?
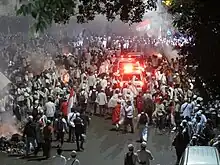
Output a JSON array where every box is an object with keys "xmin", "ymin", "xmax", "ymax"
[{"xmin": 0, "ymin": 116, "xmax": 176, "ymax": 165}]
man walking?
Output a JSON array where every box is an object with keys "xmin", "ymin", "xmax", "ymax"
[{"xmin": 137, "ymin": 142, "xmax": 154, "ymax": 165}]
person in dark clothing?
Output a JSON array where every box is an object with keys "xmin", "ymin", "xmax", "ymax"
[
  {"xmin": 23, "ymin": 116, "xmax": 37, "ymax": 157},
  {"xmin": 143, "ymin": 97, "xmax": 155, "ymax": 125},
  {"xmin": 14, "ymin": 104, "xmax": 21, "ymax": 121},
  {"xmin": 34, "ymin": 119, "xmax": 44, "ymax": 156},
  {"xmin": 74, "ymin": 113, "xmax": 84, "ymax": 151},
  {"xmin": 124, "ymin": 144, "xmax": 138, "ymax": 165},
  {"xmin": 43, "ymin": 120, "xmax": 53, "ymax": 158},
  {"xmin": 80, "ymin": 110, "xmax": 90, "ymax": 133},
  {"xmin": 172, "ymin": 126, "xmax": 186, "ymax": 164},
  {"xmin": 54, "ymin": 113, "xmax": 68, "ymax": 148}
]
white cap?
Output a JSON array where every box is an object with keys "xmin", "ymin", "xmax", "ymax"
[
  {"xmin": 128, "ymin": 144, "xmax": 134, "ymax": 149},
  {"xmin": 28, "ymin": 115, "xmax": 33, "ymax": 120},
  {"xmin": 141, "ymin": 142, "xmax": 147, "ymax": 148},
  {"xmin": 71, "ymin": 150, "xmax": 77, "ymax": 157}
]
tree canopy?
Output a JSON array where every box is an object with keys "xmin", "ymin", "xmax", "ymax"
[
  {"xmin": 169, "ymin": 0, "xmax": 220, "ymax": 98},
  {"xmin": 16, "ymin": 0, "xmax": 156, "ymax": 32}
]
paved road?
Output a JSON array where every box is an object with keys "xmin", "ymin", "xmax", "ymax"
[{"xmin": 0, "ymin": 116, "xmax": 176, "ymax": 165}]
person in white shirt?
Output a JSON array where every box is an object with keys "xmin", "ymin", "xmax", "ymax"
[
  {"xmin": 67, "ymin": 109, "xmax": 76, "ymax": 142},
  {"xmin": 194, "ymin": 110, "xmax": 207, "ymax": 126},
  {"xmin": 137, "ymin": 142, "xmax": 154, "ymax": 165},
  {"xmin": 67, "ymin": 150, "xmax": 80, "ymax": 165},
  {"xmin": 87, "ymin": 73, "xmax": 96, "ymax": 90},
  {"xmin": 124, "ymin": 100, "xmax": 134, "ymax": 133},
  {"xmin": 99, "ymin": 63, "xmax": 106, "ymax": 75},
  {"xmin": 96, "ymin": 89, "xmax": 107, "ymax": 116},
  {"xmin": 45, "ymin": 97, "xmax": 56, "ymax": 121},
  {"xmin": 100, "ymin": 77, "xmax": 108, "ymax": 90},
  {"xmin": 52, "ymin": 148, "xmax": 67, "ymax": 165},
  {"xmin": 180, "ymin": 99, "xmax": 193, "ymax": 119},
  {"xmin": 39, "ymin": 109, "xmax": 47, "ymax": 127},
  {"xmin": 80, "ymin": 72, "xmax": 87, "ymax": 83}
]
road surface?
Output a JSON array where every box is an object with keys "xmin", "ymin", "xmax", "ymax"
[{"xmin": 0, "ymin": 116, "xmax": 176, "ymax": 165}]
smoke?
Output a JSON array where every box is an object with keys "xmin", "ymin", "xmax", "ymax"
[
  {"xmin": 0, "ymin": 71, "xmax": 19, "ymax": 138},
  {"xmin": 0, "ymin": 111, "xmax": 20, "ymax": 138},
  {"xmin": 162, "ymin": 44, "xmax": 179, "ymax": 61},
  {"xmin": 0, "ymin": 0, "xmax": 17, "ymax": 16},
  {"xmin": 142, "ymin": 0, "xmax": 179, "ymax": 61},
  {"xmin": 142, "ymin": 1, "xmax": 174, "ymax": 38}
]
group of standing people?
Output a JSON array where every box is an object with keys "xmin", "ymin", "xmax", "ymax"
[{"xmin": 0, "ymin": 29, "xmax": 219, "ymax": 165}]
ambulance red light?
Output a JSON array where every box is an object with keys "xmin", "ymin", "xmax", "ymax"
[{"xmin": 124, "ymin": 64, "xmax": 133, "ymax": 73}]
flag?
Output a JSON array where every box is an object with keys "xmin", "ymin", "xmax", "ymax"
[{"xmin": 67, "ymin": 88, "xmax": 74, "ymax": 114}]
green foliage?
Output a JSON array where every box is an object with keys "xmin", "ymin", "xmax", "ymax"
[
  {"xmin": 16, "ymin": 0, "xmax": 157, "ymax": 33},
  {"xmin": 170, "ymin": 0, "xmax": 220, "ymax": 98}
]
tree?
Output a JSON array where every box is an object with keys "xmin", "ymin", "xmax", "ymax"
[
  {"xmin": 16, "ymin": 0, "xmax": 156, "ymax": 32},
  {"xmin": 169, "ymin": 0, "xmax": 220, "ymax": 99}
]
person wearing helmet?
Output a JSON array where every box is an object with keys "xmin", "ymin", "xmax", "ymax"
[
  {"xmin": 43, "ymin": 120, "xmax": 53, "ymax": 158},
  {"xmin": 124, "ymin": 144, "xmax": 138, "ymax": 165},
  {"xmin": 67, "ymin": 150, "xmax": 80, "ymax": 165},
  {"xmin": 137, "ymin": 142, "xmax": 153, "ymax": 165}
]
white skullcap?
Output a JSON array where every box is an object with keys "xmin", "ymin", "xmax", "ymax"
[
  {"xmin": 128, "ymin": 144, "xmax": 134, "ymax": 149},
  {"xmin": 71, "ymin": 150, "xmax": 77, "ymax": 157},
  {"xmin": 141, "ymin": 142, "xmax": 147, "ymax": 147}
]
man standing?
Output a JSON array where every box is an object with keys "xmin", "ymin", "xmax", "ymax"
[
  {"xmin": 54, "ymin": 113, "xmax": 68, "ymax": 148},
  {"xmin": 136, "ymin": 112, "xmax": 149, "ymax": 142},
  {"xmin": 74, "ymin": 113, "xmax": 84, "ymax": 151},
  {"xmin": 124, "ymin": 100, "xmax": 134, "ymax": 133},
  {"xmin": 67, "ymin": 109, "xmax": 76, "ymax": 142},
  {"xmin": 137, "ymin": 142, "xmax": 154, "ymax": 165},
  {"xmin": 51, "ymin": 148, "xmax": 67, "ymax": 165},
  {"xmin": 45, "ymin": 97, "xmax": 56, "ymax": 121},
  {"xmin": 23, "ymin": 116, "xmax": 36, "ymax": 157},
  {"xmin": 43, "ymin": 120, "xmax": 53, "ymax": 159},
  {"xmin": 67, "ymin": 150, "xmax": 81, "ymax": 165},
  {"xmin": 97, "ymin": 89, "xmax": 107, "ymax": 116},
  {"xmin": 124, "ymin": 144, "xmax": 138, "ymax": 165}
]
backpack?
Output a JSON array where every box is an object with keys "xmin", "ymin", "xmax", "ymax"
[
  {"xmin": 79, "ymin": 92, "xmax": 86, "ymax": 103},
  {"xmin": 90, "ymin": 91, "xmax": 97, "ymax": 102},
  {"xmin": 139, "ymin": 114, "xmax": 148, "ymax": 125},
  {"xmin": 57, "ymin": 119, "xmax": 64, "ymax": 131},
  {"xmin": 43, "ymin": 126, "xmax": 52, "ymax": 140}
]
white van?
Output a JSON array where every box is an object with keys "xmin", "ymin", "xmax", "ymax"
[{"xmin": 179, "ymin": 146, "xmax": 220, "ymax": 165}]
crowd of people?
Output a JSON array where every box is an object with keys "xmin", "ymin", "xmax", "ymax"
[{"xmin": 0, "ymin": 30, "xmax": 219, "ymax": 165}]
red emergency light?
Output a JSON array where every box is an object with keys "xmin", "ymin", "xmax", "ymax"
[{"xmin": 124, "ymin": 64, "xmax": 133, "ymax": 73}]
